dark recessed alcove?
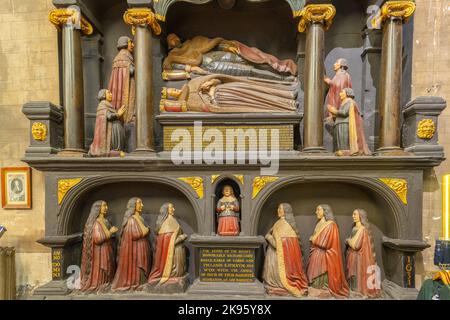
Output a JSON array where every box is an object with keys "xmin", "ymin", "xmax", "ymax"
[
  {"xmin": 67, "ymin": 181, "xmax": 198, "ymax": 282},
  {"xmin": 256, "ymin": 181, "xmax": 399, "ymax": 280},
  {"xmin": 214, "ymin": 178, "xmax": 241, "ymax": 234}
]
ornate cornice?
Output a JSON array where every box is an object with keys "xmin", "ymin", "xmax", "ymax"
[
  {"xmin": 49, "ymin": 8, "xmax": 93, "ymax": 36},
  {"xmin": 297, "ymin": 4, "xmax": 336, "ymax": 33},
  {"xmin": 379, "ymin": 178, "xmax": 408, "ymax": 205},
  {"xmin": 123, "ymin": 8, "xmax": 162, "ymax": 36},
  {"xmin": 58, "ymin": 178, "xmax": 83, "ymax": 205},
  {"xmin": 178, "ymin": 177, "xmax": 204, "ymax": 199},
  {"xmin": 372, "ymin": 1, "xmax": 416, "ymax": 28}
]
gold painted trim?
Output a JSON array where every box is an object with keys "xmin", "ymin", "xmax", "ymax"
[
  {"xmin": 371, "ymin": 1, "xmax": 416, "ymax": 28},
  {"xmin": 234, "ymin": 175, "xmax": 244, "ymax": 185},
  {"xmin": 252, "ymin": 176, "xmax": 279, "ymax": 199},
  {"xmin": 297, "ymin": 4, "xmax": 336, "ymax": 33},
  {"xmin": 417, "ymin": 119, "xmax": 436, "ymax": 139},
  {"xmin": 31, "ymin": 122, "xmax": 48, "ymax": 141},
  {"xmin": 211, "ymin": 175, "xmax": 220, "ymax": 184},
  {"xmin": 123, "ymin": 8, "xmax": 161, "ymax": 36},
  {"xmin": 58, "ymin": 178, "xmax": 83, "ymax": 205},
  {"xmin": 178, "ymin": 177, "xmax": 204, "ymax": 199},
  {"xmin": 49, "ymin": 8, "xmax": 93, "ymax": 35},
  {"xmin": 379, "ymin": 178, "xmax": 408, "ymax": 205}
]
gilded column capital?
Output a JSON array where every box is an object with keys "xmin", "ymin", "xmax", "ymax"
[
  {"xmin": 123, "ymin": 8, "xmax": 162, "ymax": 36},
  {"xmin": 49, "ymin": 8, "xmax": 93, "ymax": 36},
  {"xmin": 372, "ymin": 1, "xmax": 416, "ymax": 28},
  {"xmin": 297, "ymin": 4, "xmax": 336, "ymax": 33}
]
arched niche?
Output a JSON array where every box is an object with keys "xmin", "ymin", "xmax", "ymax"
[
  {"xmin": 213, "ymin": 176, "xmax": 242, "ymax": 235},
  {"xmin": 59, "ymin": 178, "xmax": 200, "ymax": 283},
  {"xmin": 254, "ymin": 179, "xmax": 407, "ymax": 281},
  {"xmin": 164, "ymin": 0, "xmax": 298, "ymax": 62}
]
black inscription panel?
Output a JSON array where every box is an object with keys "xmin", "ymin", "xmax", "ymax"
[{"xmin": 199, "ymin": 248, "xmax": 256, "ymax": 282}]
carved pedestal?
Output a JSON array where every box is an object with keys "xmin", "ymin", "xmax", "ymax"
[{"xmin": 402, "ymin": 96, "xmax": 447, "ymax": 157}]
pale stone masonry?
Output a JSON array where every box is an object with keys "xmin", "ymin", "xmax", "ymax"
[
  {"xmin": 0, "ymin": 0, "xmax": 58, "ymax": 295},
  {"xmin": 414, "ymin": 0, "xmax": 450, "ymax": 285},
  {"xmin": 0, "ymin": 0, "xmax": 448, "ymax": 296}
]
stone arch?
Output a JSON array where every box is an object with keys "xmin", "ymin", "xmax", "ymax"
[
  {"xmin": 57, "ymin": 174, "xmax": 203, "ymax": 236},
  {"xmin": 251, "ymin": 175, "xmax": 407, "ymax": 239}
]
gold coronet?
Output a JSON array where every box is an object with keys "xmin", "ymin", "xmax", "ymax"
[
  {"xmin": 252, "ymin": 176, "xmax": 279, "ymax": 199},
  {"xmin": 417, "ymin": 118, "xmax": 436, "ymax": 139},
  {"xmin": 178, "ymin": 177, "xmax": 204, "ymax": 199},
  {"xmin": 297, "ymin": 4, "xmax": 336, "ymax": 33},
  {"xmin": 379, "ymin": 178, "xmax": 408, "ymax": 205},
  {"xmin": 49, "ymin": 8, "xmax": 93, "ymax": 36},
  {"xmin": 31, "ymin": 122, "xmax": 48, "ymax": 141},
  {"xmin": 58, "ymin": 178, "xmax": 83, "ymax": 205},
  {"xmin": 123, "ymin": 8, "xmax": 161, "ymax": 36},
  {"xmin": 371, "ymin": 1, "xmax": 416, "ymax": 28}
]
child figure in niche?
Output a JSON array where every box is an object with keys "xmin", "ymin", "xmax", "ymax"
[{"xmin": 216, "ymin": 185, "xmax": 240, "ymax": 236}]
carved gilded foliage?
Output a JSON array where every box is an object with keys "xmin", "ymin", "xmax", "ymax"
[
  {"xmin": 58, "ymin": 178, "xmax": 83, "ymax": 205},
  {"xmin": 178, "ymin": 177, "xmax": 204, "ymax": 199},
  {"xmin": 252, "ymin": 176, "xmax": 279, "ymax": 199},
  {"xmin": 379, "ymin": 178, "xmax": 408, "ymax": 205}
]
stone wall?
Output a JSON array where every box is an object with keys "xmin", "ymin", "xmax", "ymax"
[
  {"xmin": 413, "ymin": 0, "xmax": 450, "ymax": 286},
  {"xmin": 0, "ymin": 0, "xmax": 58, "ymax": 296}
]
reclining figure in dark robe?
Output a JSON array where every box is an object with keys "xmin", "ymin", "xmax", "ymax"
[{"xmin": 163, "ymin": 34, "xmax": 297, "ymax": 82}]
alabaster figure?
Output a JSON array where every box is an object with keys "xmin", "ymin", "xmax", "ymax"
[
  {"xmin": 160, "ymin": 74, "xmax": 298, "ymax": 113},
  {"xmin": 327, "ymin": 88, "xmax": 371, "ymax": 156},
  {"xmin": 324, "ymin": 58, "xmax": 353, "ymax": 120},
  {"xmin": 80, "ymin": 201, "xmax": 118, "ymax": 293},
  {"xmin": 346, "ymin": 209, "xmax": 381, "ymax": 298},
  {"xmin": 307, "ymin": 204, "xmax": 349, "ymax": 298},
  {"xmin": 216, "ymin": 185, "xmax": 240, "ymax": 236},
  {"xmin": 88, "ymin": 89, "xmax": 126, "ymax": 157},
  {"xmin": 263, "ymin": 203, "xmax": 308, "ymax": 297},
  {"xmin": 148, "ymin": 203, "xmax": 188, "ymax": 286},
  {"xmin": 163, "ymin": 34, "xmax": 297, "ymax": 82},
  {"xmin": 108, "ymin": 36, "xmax": 135, "ymax": 123},
  {"xmin": 111, "ymin": 198, "xmax": 151, "ymax": 291}
]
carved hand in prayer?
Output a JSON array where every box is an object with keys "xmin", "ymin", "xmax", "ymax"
[
  {"xmin": 327, "ymin": 105, "xmax": 338, "ymax": 116},
  {"xmin": 324, "ymin": 76, "xmax": 331, "ymax": 85},
  {"xmin": 110, "ymin": 226, "xmax": 119, "ymax": 234},
  {"xmin": 118, "ymin": 105, "xmax": 127, "ymax": 117},
  {"xmin": 220, "ymin": 205, "xmax": 226, "ymax": 211}
]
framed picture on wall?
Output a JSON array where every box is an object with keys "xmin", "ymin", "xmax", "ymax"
[{"xmin": 1, "ymin": 167, "xmax": 32, "ymax": 209}]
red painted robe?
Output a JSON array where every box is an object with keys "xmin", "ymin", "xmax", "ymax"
[
  {"xmin": 80, "ymin": 220, "xmax": 115, "ymax": 292},
  {"xmin": 217, "ymin": 197, "xmax": 240, "ymax": 236},
  {"xmin": 263, "ymin": 218, "xmax": 308, "ymax": 297},
  {"xmin": 346, "ymin": 226, "xmax": 381, "ymax": 297},
  {"xmin": 325, "ymin": 70, "xmax": 352, "ymax": 117},
  {"xmin": 111, "ymin": 216, "xmax": 150, "ymax": 291},
  {"xmin": 108, "ymin": 49, "xmax": 135, "ymax": 123},
  {"xmin": 307, "ymin": 221, "xmax": 349, "ymax": 298},
  {"xmin": 148, "ymin": 216, "xmax": 186, "ymax": 285}
]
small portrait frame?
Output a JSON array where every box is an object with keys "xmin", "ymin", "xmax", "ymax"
[{"xmin": 1, "ymin": 167, "xmax": 32, "ymax": 209}]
